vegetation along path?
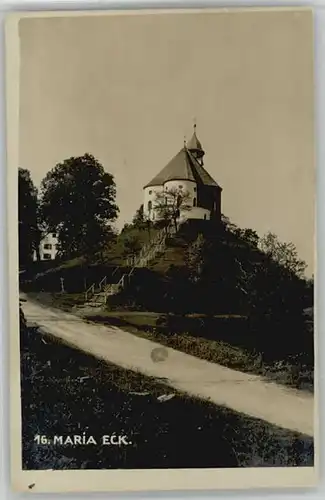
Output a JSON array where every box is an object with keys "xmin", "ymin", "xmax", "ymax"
[{"xmin": 21, "ymin": 294, "xmax": 314, "ymax": 437}]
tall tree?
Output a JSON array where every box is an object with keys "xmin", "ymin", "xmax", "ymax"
[
  {"xmin": 39, "ymin": 154, "xmax": 119, "ymax": 259},
  {"xmin": 18, "ymin": 168, "xmax": 41, "ymax": 267},
  {"xmin": 154, "ymin": 187, "xmax": 191, "ymax": 231}
]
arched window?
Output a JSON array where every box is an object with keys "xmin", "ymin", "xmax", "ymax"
[
  {"xmin": 193, "ymin": 198, "xmax": 197, "ymax": 207},
  {"xmin": 148, "ymin": 201, "xmax": 152, "ymax": 211}
]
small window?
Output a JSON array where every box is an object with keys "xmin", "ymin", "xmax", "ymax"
[
  {"xmin": 194, "ymin": 187, "xmax": 197, "ymax": 192},
  {"xmin": 193, "ymin": 198, "xmax": 197, "ymax": 207},
  {"xmin": 43, "ymin": 253, "xmax": 52, "ymax": 260},
  {"xmin": 178, "ymin": 185, "xmax": 183, "ymax": 189},
  {"xmin": 52, "ymin": 233, "xmax": 57, "ymax": 238},
  {"xmin": 44, "ymin": 243, "xmax": 52, "ymax": 250},
  {"xmin": 148, "ymin": 201, "xmax": 152, "ymax": 211},
  {"xmin": 204, "ymin": 214, "xmax": 207, "ymax": 220},
  {"xmin": 149, "ymin": 190, "xmax": 152, "ymax": 195}
]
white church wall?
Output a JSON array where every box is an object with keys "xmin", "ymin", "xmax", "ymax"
[
  {"xmin": 163, "ymin": 179, "xmax": 197, "ymax": 203},
  {"xmin": 164, "ymin": 180, "xmax": 210, "ymax": 221},
  {"xmin": 143, "ymin": 185, "xmax": 163, "ymax": 221},
  {"xmin": 144, "ymin": 179, "xmax": 211, "ymax": 222}
]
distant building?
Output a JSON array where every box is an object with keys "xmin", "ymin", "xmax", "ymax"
[
  {"xmin": 33, "ymin": 232, "xmax": 58, "ymax": 261},
  {"xmin": 143, "ymin": 125, "xmax": 222, "ymax": 223}
]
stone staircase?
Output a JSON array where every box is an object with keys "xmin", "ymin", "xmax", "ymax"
[{"xmin": 80, "ymin": 223, "xmax": 177, "ymax": 311}]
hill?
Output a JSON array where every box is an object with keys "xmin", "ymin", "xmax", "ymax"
[{"xmin": 21, "ymin": 216, "xmax": 314, "ymax": 387}]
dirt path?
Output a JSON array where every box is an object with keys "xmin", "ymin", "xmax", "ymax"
[{"xmin": 20, "ymin": 294, "xmax": 314, "ymax": 437}]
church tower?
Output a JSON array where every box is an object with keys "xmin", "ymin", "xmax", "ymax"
[{"xmin": 186, "ymin": 123, "xmax": 205, "ymax": 166}]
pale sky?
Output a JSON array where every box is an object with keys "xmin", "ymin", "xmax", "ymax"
[{"xmin": 18, "ymin": 9, "xmax": 315, "ymax": 272}]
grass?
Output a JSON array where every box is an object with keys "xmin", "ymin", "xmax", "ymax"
[
  {"xmin": 26, "ymin": 292, "xmax": 314, "ymax": 393},
  {"xmin": 20, "ymin": 225, "xmax": 171, "ymax": 306},
  {"xmin": 83, "ymin": 310, "xmax": 314, "ymax": 393},
  {"xmin": 21, "ymin": 325, "xmax": 314, "ymax": 470},
  {"xmin": 26, "ymin": 292, "xmax": 86, "ymax": 312}
]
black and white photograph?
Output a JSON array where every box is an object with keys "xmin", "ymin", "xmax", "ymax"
[{"xmin": 6, "ymin": 7, "xmax": 316, "ymax": 492}]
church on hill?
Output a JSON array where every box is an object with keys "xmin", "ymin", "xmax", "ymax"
[{"xmin": 143, "ymin": 125, "xmax": 222, "ymax": 224}]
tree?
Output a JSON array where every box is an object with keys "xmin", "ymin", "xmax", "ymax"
[
  {"xmin": 185, "ymin": 229, "xmax": 249, "ymax": 313},
  {"xmin": 185, "ymin": 233, "xmax": 206, "ymax": 284},
  {"xmin": 131, "ymin": 203, "xmax": 153, "ymax": 239},
  {"xmin": 220, "ymin": 214, "xmax": 238, "ymax": 233},
  {"xmin": 18, "ymin": 168, "xmax": 41, "ymax": 266},
  {"xmin": 234, "ymin": 228, "xmax": 259, "ymax": 248},
  {"xmin": 154, "ymin": 187, "xmax": 191, "ymax": 231},
  {"xmin": 183, "ymin": 215, "xmax": 311, "ymax": 319},
  {"xmin": 122, "ymin": 233, "xmax": 142, "ymax": 259},
  {"xmin": 39, "ymin": 154, "xmax": 119, "ymax": 259},
  {"xmin": 259, "ymin": 232, "xmax": 307, "ymax": 278},
  {"xmin": 132, "ymin": 204, "xmax": 145, "ymax": 227},
  {"xmin": 221, "ymin": 216, "xmax": 259, "ymax": 248}
]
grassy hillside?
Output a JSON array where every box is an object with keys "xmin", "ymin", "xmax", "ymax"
[
  {"xmin": 20, "ymin": 225, "xmax": 160, "ymax": 293},
  {"xmin": 21, "ymin": 220, "xmax": 211, "ymax": 292}
]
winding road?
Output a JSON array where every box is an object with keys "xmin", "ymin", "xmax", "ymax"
[{"xmin": 20, "ymin": 293, "xmax": 314, "ymax": 437}]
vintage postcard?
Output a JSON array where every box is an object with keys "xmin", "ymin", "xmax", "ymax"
[{"xmin": 6, "ymin": 7, "xmax": 317, "ymax": 493}]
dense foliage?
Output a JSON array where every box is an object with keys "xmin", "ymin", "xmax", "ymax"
[
  {"xmin": 111, "ymin": 217, "xmax": 313, "ymax": 361},
  {"xmin": 39, "ymin": 154, "xmax": 119, "ymax": 259},
  {"xmin": 18, "ymin": 168, "xmax": 41, "ymax": 266},
  {"xmin": 183, "ymin": 217, "xmax": 311, "ymax": 317}
]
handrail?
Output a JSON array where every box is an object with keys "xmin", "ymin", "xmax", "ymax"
[
  {"xmin": 112, "ymin": 266, "xmax": 119, "ymax": 276},
  {"xmin": 98, "ymin": 275, "xmax": 107, "ymax": 291},
  {"xmin": 85, "ymin": 222, "xmax": 177, "ymax": 306},
  {"xmin": 85, "ymin": 283, "xmax": 95, "ymax": 301},
  {"xmin": 124, "ymin": 226, "xmax": 171, "ymax": 270}
]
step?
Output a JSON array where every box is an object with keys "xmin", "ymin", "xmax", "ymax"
[
  {"xmin": 84, "ymin": 301, "xmax": 105, "ymax": 307},
  {"xmin": 74, "ymin": 306, "xmax": 105, "ymax": 316},
  {"xmin": 91, "ymin": 298, "xmax": 105, "ymax": 303}
]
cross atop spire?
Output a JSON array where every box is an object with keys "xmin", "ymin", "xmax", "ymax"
[{"xmin": 187, "ymin": 120, "xmax": 204, "ymax": 162}]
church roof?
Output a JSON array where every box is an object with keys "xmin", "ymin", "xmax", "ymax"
[{"xmin": 144, "ymin": 147, "xmax": 220, "ymax": 189}]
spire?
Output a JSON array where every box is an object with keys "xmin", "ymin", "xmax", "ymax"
[{"xmin": 187, "ymin": 121, "xmax": 204, "ymax": 161}]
